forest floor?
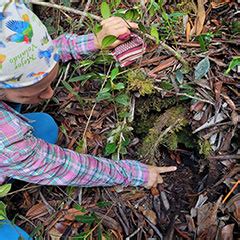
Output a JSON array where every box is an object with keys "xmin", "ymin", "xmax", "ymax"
[{"xmin": 3, "ymin": 0, "xmax": 240, "ymax": 239}]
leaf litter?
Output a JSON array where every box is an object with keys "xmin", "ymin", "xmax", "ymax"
[{"xmin": 3, "ymin": 0, "xmax": 240, "ymax": 239}]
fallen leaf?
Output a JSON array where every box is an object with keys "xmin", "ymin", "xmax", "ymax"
[
  {"xmin": 186, "ymin": 22, "xmax": 191, "ymax": 42},
  {"xmin": 190, "ymin": 101, "xmax": 205, "ymax": 112},
  {"xmin": 148, "ymin": 57, "xmax": 177, "ymax": 76},
  {"xmin": 64, "ymin": 208, "xmax": 86, "ymax": 221},
  {"xmin": 196, "ymin": 196, "xmax": 222, "ymax": 238},
  {"xmin": 142, "ymin": 209, "xmax": 157, "ymax": 225},
  {"xmin": 214, "ymin": 81, "xmax": 223, "ymax": 102},
  {"xmin": 191, "ymin": 0, "xmax": 206, "ymax": 36},
  {"xmin": 161, "ymin": 191, "xmax": 170, "ymax": 211},
  {"xmin": 225, "ymin": 193, "xmax": 240, "ymax": 223},
  {"xmin": 194, "ymin": 57, "xmax": 210, "ymax": 80},
  {"xmin": 26, "ymin": 201, "xmax": 57, "ymax": 220},
  {"xmin": 151, "ymin": 187, "xmax": 160, "ymax": 196},
  {"xmin": 48, "ymin": 227, "xmax": 62, "ymax": 240},
  {"xmin": 211, "ymin": 0, "xmax": 231, "ymax": 9},
  {"xmin": 220, "ymin": 224, "xmax": 234, "ymax": 240}
]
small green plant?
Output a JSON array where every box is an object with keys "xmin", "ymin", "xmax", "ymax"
[
  {"xmin": 225, "ymin": 56, "xmax": 240, "ymax": 74},
  {"xmin": 0, "ymin": 184, "xmax": 11, "ymax": 221},
  {"xmin": 195, "ymin": 32, "xmax": 214, "ymax": 51},
  {"xmin": 105, "ymin": 121, "xmax": 133, "ymax": 160}
]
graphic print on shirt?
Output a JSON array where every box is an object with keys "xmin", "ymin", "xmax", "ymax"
[{"xmin": 6, "ymin": 14, "xmax": 33, "ymax": 43}]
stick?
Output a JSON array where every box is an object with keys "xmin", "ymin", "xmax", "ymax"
[
  {"xmin": 30, "ymin": 0, "xmax": 102, "ymax": 21},
  {"xmin": 30, "ymin": 0, "xmax": 189, "ymax": 70}
]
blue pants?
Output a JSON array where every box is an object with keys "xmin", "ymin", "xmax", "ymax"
[
  {"xmin": 11, "ymin": 103, "xmax": 59, "ymax": 144},
  {"xmin": 23, "ymin": 112, "xmax": 59, "ymax": 144},
  {"xmin": 0, "ymin": 105, "xmax": 59, "ymax": 239},
  {"xmin": 0, "ymin": 220, "xmax": 32, "ymax": 240}
]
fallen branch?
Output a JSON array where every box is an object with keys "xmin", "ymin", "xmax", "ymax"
[
  {"xmin": 30, "ymin": 0, "xmax": 102, "ymax": 21},
  {"xmin": 30, "ymin": 0, "xmax": 189, "ymax": 70}
]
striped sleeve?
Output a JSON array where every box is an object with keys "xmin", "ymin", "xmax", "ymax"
[
  {"xmin": 0, "ymin": 103, "xmax": 149, "ymax": 187},
  {"xmin": 53, "ymin": 33, "xmax": 97, "ymax": 62}
]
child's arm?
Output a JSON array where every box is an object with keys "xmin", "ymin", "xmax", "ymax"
[
  {"xmin": 53, "ymin": 17, "xmax": 138, "ymax": 62},
  {"xmin": 0, "ymin": 102, "xmax": 176, "ymax": 187}
]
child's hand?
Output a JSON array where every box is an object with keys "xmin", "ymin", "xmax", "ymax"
[
  {"xmin": 145, "ymin": 165, "xmax": 177, "ymax": 189},
  {"xmin": 94, "ymin": 17, "xmax": 138, "ymax": 49}
]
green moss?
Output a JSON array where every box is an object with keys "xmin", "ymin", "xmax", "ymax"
[
  {"xmin": 134, "ymin": 95, "xmax": 177, "ymax": 137},
  {"xmin": 139, "ymin": 106, "xmax": 189, "ymax": 159},
  {"xmin": 127, "ymin": 70, "xmax": 154, "ymax": 96},
  {"xmin": 232, "ymin": 21, "xmax": 240, "ymax": 35},
  {"xmin": 134, "ymin": 114, "xmax": 156, "ymax": 136},
  {"xmin": 198, "ymin": 139, "xmax": 212, "ymax": 158},
  {"xmin": 176, "ymin": 0, "xmax": 196, "ymax": 15},
  {"xmin": 136, "ymin": 95, "xmax": 176, "ymax": 113}
]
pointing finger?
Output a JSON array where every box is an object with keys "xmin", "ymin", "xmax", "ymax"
[
  {"xmin": 157, "ymin": 175, "xmax": 163, "ymax": 184},
  {"xmin": 157, "ymin": 166, "xmax": 177, "ymax": 174}
]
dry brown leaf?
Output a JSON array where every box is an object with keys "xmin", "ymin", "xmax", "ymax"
[
  {"xmin": 211, "ymin": 0, "xmax": 231, "ymax": 9},
  {"xmin": 190, "ymin": 0, "xmax": 206, "ymax": 36},
  {"xmin": 214, "ymin": 81, "xmax": 223, "ymax": 103},
  {"xmin": 142, "ymin": 209, "xmax": 157, "ymax": 225},
  {"xmin": 26, "ymin": 201, "xmax": 56, "ymax": 219},
  {"xmin": 110, "ymin": 229, "xmax": 124, "ymax": 240},
  {"xmin": 151, "ymin": 187, "xmax": 160, "ymax": 196},
  {"xmin": 95, "ymin": 212, "xmax": 123, "ymax": 232},
  {"xmin": 220, "ymin": 224, "xmax": 234, "ymax": 240},
  {"xmin": 190, "ymin": 101, "xmax": 205, "ymax": 112},
  {"xmin": 64, "ymin": 208, "xmax": 86, "ymax": 221},
  {"xmin": 48, "ymin": 227, "xmax": 62, "ymax": 240},
  {"xmin": 197, "ymin": 196, "xmax": 222, "ymax": 238},
  {"xmin": 148, "ymin": 57, "xmax": 177, "ymax": 76},
  {"xmin": 231, "ymin": 111, "xmax": 238, "ymax": 126},
  {"xmin": 121, "ymin": 191, "xmax": 146, "ymax": 201},
  {"xmin": 225, "ymin": 193, "xmax": 240, "ymax": 223},
  {"xmin": 222, "ymin": 94, "xmax": 236, "ymax": 111},
  {"xmin": 186, "ymin": 22, "xmax": 191, "ymax": 42}
]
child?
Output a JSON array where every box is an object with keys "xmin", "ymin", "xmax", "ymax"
[
  {"xmin": 0, "ymin": 2, "xmax": 177, "ymax": 196},
  {"xmin": 0, "ymin": 1, "xmax": 177, "ymax": 238}
]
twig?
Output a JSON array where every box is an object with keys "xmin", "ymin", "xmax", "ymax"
[
  {"xmin": 30, "ymin": 1, "xmax": 189, "ymax": 70},
  {"xmin": 30, "ymin": 0, "xmax": 102, "ymax": 21},
  {"xmin": 79, "ymin": 0, "xmax": 91, "ymax": 25},
  {"xmin": 208, "ymin": 154, "xmax": 240, "ymax": 160},
  {"xmin": 126, "ymin": 227, "xmax": 142, "ymax": 240},
  {"xmin": 6, "ymin": 185, "xmax": 40, "ymax": 196},
  {"xmin": 39, "ymin": 191, "xmax": 55, "ymax": 214},
  {"xmin": 222, "ymin": 180, "xmax": 240, "ymax": 204}
]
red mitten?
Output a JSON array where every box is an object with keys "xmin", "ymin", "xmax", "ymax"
[{"xmin": 112, "ymin": 33, "xmax": 146, "ymax": 67}]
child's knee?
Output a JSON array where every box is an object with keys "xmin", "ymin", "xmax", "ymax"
[{"xmin": 23, "ymin": 112, "xmax": 59, "ymax": 144}]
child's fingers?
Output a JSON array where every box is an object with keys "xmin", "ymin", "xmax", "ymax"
[
  {"xmin": 126, "ymin": 21, "xmax": 139, "ymax": 29},
  {"xmin": 157, "ymin": 175, "xmax": 163, "ymax": 184},
  {"xmin": 157, "ymin": 166, "xmax": 177, "ymax": 174},
  {"xmin": 101, "ymin": 17, "xmax": 123, "ymax": 26},
  {"xmin": 101, "ymin": 17, "xmax": 138, "ymax": 29},
  {"xmin": 112, "ymin": 28, "xmax": 131, "ymax": 38}
]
